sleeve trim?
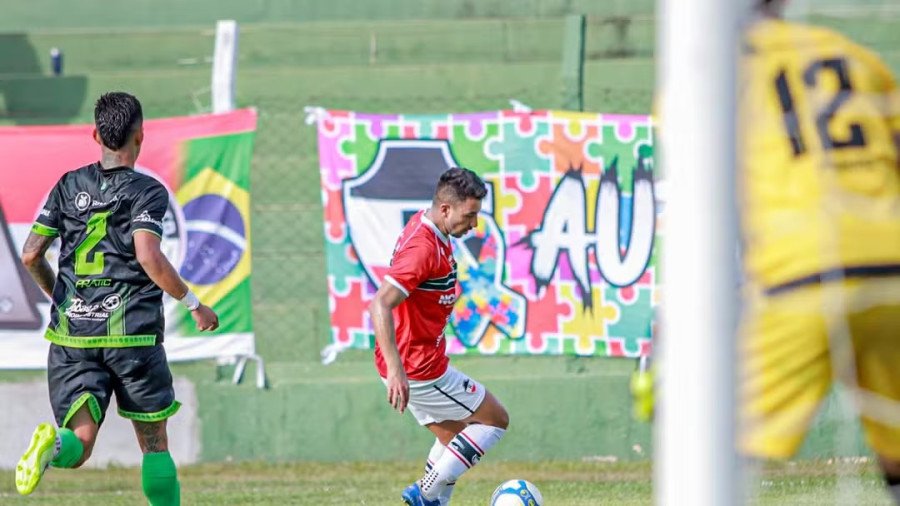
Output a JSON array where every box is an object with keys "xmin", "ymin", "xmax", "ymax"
[
  {"xmin": 131, "ymin": 228, "xmax": 163, "ymax": 239},
  {"xmin": 31, "ymin": 223, "xmax": 59, "ymax": 237},
  {"xmin": 384, "ymin": 275, "xmax": 410, "ymax": 297}
]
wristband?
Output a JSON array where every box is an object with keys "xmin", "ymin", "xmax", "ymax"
[{"xmin": 179, "ymin": 290, "xmax": 201, "ymax": 311}]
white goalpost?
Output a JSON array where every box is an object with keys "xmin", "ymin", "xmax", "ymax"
[{"xmin": 656, "ymin": 0, "xmax": 742, "ymax": 504}]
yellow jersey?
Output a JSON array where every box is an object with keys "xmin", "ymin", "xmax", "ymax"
[{"xmin": 740, "ymin": 18, "xmax": 900, "ymax": 293}]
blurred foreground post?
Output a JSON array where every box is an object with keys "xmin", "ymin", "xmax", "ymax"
[{"xmin": 656, "ymin": 0, "xmax": 741, "ymax": 504}]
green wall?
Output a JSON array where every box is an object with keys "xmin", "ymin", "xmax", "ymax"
[
  {"xmin": 0, "ymin": 0, "xmax": 654, "ymax": 31},
  {"xmin": 191, "ymin": 355, "xmax": 871, "ymax": 463},
  {"xmin": 197, "ymin": 354, "xmax": 653, "ymax": 462}
]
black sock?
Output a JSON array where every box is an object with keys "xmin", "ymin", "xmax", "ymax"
[{"xmin": 885, "ymin": 473, "xmax": 900, "ymax": 504}]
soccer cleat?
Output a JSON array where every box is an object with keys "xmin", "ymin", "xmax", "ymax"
[
  {"xmin": 16, "ymin": 423, "xmax": 57, "ymax": 495},
  {"xmin": 401, "ymin": 482, "xmax": 441, "ymax": 506}
]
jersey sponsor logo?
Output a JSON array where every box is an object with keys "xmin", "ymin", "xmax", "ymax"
[
  {"xmin": 101, "ymin": 294, "xmax": 122, "ymax": 311},
  {"xmin": 40, "ymin": 208, "xmax": 51, "ymax": 217},
  {"xmin": 75, "ymin": 278, "xmax": 112, "ymax": 288},
  {"xmin": 438, "ymin": 293, "xmax": 457, "ymax": 305},
  {"xmin": 89, "ymin": 195, "xmax": 119, "ymax": 209},
  {"xmin": 65, "ymin": 297, "xmax": 111, "ymax": 321},
  {"xmin": 74, "ymin": 192, "xmax": 91, "ymax": 211},
  {"xmin": 133, "ymin": 210, "xmax": 164, "ymax": 228}
]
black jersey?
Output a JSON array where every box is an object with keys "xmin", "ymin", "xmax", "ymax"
[{"xmin": 32, "ymin": 162, "xmax": 170, "ymax": 347}]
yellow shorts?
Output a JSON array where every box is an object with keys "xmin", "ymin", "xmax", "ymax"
[{"xmin": 739, "ymin": 277, "xmax": 900, "ymax": 460}]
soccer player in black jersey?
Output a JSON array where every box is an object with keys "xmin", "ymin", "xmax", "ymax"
[{"xmin": 15, "ymin": 92, "xmax": 219, "ymax": 505}]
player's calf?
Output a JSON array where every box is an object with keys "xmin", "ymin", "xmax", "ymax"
[
  {"xmin": 468, "ymin": 391, "xmax": 509, "ymax": 430},
  {"xmin": 60, "ymin": 399, "xmax": 101, "ymax": 468}
]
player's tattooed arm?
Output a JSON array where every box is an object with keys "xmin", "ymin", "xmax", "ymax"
[{"xmin": 20, "ymin": 232, "xmax": 56, "ymax": 297}]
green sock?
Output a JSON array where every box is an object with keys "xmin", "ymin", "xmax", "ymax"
[
  {"xmin": 50, "ymin": 428, "xmax": 84, "ymax": 468},
  {"xmin": 142, "ymin": 451, "xmax": 180, "ymax": 506}
]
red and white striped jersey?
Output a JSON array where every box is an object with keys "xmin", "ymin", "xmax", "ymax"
[{"xmin": 375, "ymin": 210, "xmax": 458, "ymax": 381}]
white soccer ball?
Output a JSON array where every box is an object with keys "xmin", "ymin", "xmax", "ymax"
[{"xmin": 490, "ymin": 479, "xmax": 543, "ymax": 506}]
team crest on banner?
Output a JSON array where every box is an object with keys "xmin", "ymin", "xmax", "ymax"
[
  {"xmin": 341, "ymin": 139, "xmax": 526, "ymax": 347},
  {"xmin": 317, "ymin": 109, "xmax": 660, "ymax": 357}
]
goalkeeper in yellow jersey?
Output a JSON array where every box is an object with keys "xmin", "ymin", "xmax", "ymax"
[{"xmin": 739, "ymin": 0, "xmax": 900, "ymax": 500}]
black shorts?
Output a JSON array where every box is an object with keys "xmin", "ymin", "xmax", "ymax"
[{"xmin": 47, "ymin": 343, "xmax": 180, "ymax": 428}]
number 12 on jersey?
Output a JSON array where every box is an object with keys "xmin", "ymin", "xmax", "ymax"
[{"xmin": 774, "ymin": 57, "xmax": 867, "ymax": 156}]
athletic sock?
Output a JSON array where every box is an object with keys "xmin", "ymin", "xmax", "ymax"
[
  {"xmin": 50, "ymin": 428, "xmax": 84, "ymax": 468},
  {"xmin": 425, "ymin": 437, "xmax": 444, "ymax": 472},
  {"xmin": 142, "ymin": 451, "xmax": 181, "ymax": 506},
  {"xmin": 419, "ymin": 424, "xmax": 506, "ymax": 500},
  {"xmin": 886, "ymin": 474, "xmax": 900, "ymax": 503},
  {"xmin": 423, "ymin": 438, "xmax": 455, "ymax": 505}
]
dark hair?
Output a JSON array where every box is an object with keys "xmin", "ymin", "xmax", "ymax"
[
  {"xmin": 434, "ymin": 167, "xmax": 487, "ymax": 203},
  {"xmin": 94, "ymin": 92, "xmax": 143, "ymax": 150}
]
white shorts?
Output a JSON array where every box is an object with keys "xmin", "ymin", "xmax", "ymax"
[{"xmin": 385, "ymin": 366, "xmax": 487, "ymax": 426}]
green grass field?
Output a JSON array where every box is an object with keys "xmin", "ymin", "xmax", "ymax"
[{"xmin": 0, "ymin": 460, "xmax": 893, "ymax": 505}]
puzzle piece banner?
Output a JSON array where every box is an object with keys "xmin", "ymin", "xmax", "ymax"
[
  {"xmin": 0, "ymin": 109, "xmax": 258, "ymax": 369},
  {"xmin": 318, "ymin": 109, "xmax": 659, "ymax": 357}
]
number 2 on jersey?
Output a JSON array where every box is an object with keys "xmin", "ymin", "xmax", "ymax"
[
  {"xmin": 75, "ymin": 211, "xmax": 110, "ymax": 276},
  {"xmin": 774, "ymin": 57, "xmax": 866, "ymax": 156}
]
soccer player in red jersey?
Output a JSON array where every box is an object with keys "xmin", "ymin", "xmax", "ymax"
[{"xmin": 369, "ymin": 167, "xmax": 510, "ymax": 506}]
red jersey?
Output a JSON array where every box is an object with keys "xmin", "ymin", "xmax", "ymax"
[{"xmin": 375, "ymin": 210, "xmax": 457, "ymax": 380}]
